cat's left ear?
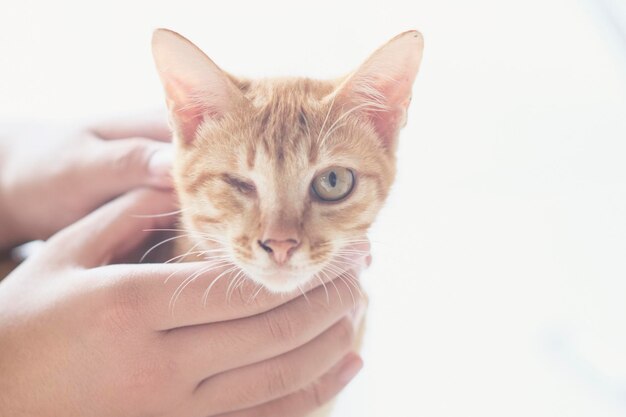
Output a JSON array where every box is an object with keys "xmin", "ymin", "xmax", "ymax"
[{"xmin": 334, "ymin": 31, "xmax": 424, "ymax": 151}]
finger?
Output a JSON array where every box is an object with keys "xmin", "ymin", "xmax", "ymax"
[
  {"xmin": 211, "ymin": 353, "xmax": 363, "ymax": 417},
  {"xmin": 189, "ymin": 318, "xmax": 356, "ymax": 415},
  {"xmin": 115, "ymin": 241, "xmax": 370, "ymax": 330},
  {"xmin": 166, "ymin": 275, "xmax": 364, "ymax": 378},
  {"xmin": 90, "ymin": 110, "xmax": 171, "ymax": 142},
  {"xmin": 47, "ymin": 189, "xmax": 178, "ymax": 268},
  {"xmin": 90, "ymin": 137, "xmax": 174, "ymax": 193}
]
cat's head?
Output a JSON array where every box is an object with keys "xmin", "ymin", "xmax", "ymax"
[{"xmin": 152, "ymin": 29, "xmax": 423, "ymax": 293}]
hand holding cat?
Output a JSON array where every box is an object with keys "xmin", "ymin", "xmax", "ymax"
[
  {"xmin": 0, "ymin": 114, "xmax": 174, "ymax": 250},
  {"xmin": 0, "ymin": 189, "xmax": 368, "ymax": 417}
]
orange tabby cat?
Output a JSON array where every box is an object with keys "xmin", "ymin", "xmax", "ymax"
[{"xmin": 152, "ymin": 28, "xmax": 423, "ymax": 416}]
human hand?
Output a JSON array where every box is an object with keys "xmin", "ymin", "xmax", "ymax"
[
  {"xmin": 0, "ymin": 112, "xmax": 173, "ymax": 249},
  {"xmin": 0, "ymin": 189, "xmax": 368, "ymax": 417}
]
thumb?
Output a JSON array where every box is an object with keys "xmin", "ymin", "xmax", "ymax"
[
  {"xmin": 47, "ymin": 189, "xmax": 179, "ymax": 268},
  {"xmin": 92, "ymin": 137, "xmax": 174, "ymax": 195}
]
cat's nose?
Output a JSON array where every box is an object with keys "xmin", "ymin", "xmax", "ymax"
[{"xmin": 258, "ymin": 239, "xmax": 300, "ymax": 265}]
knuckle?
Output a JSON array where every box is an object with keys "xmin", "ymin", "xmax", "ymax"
[
  {"xmin": 264, "ymin": 310, "xmax": 297, "ymax": 343},
  {"xmin": 265, "ymin": 362, "xmax": 295, "ymax": 397}
]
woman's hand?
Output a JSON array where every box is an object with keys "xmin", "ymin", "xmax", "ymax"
[
  {"xmin": 0, "ymin": 189, "xmax": 368, "ymax": 417},
  {"xmin": 0, "ymin": 113, "xmax": 173, "ymax": 249}
]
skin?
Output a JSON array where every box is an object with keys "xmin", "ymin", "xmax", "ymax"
[
  {"xmin": 0, "ymin": 113, "xmax": 173, "ymax": 250},
  {"xmin": 0, "ymin": 118, "xmax": 368, "ymax": 417}
]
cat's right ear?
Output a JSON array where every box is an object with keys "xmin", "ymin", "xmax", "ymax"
[{"xmin": 152, "ymin": 29, "xmax": 243, "ymax": 145}]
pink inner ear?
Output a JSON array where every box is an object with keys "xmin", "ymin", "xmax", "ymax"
[
  {"xmin": 165, "ymin": 77, "xmax": 222, "ymax": 144},
  {"xmin": 371, "ymin": 107, "xmax": 403, "ymax": 149},
  {"xmin": 170, "ymin": 105, "xmax": 204, "ymax": 144},
  {"xmin": 359, "ymin": 78, "xmax": 413, "ymax": 149}
]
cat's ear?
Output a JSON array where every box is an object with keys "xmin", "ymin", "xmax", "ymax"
[
  {"xmin": 152, "ymin": 29, "xmax": 244, "ymax": 144},
  {"xmin": 334, "ymin": 31, "xmax": 424, "ymax": 150}
]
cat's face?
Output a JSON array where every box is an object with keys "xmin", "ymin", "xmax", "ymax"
[{"xmin": 153, "ymin": 29, "xmax": 423, "ymax": 292}]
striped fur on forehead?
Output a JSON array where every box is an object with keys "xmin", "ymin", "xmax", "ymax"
[{"xmin": 245, "ymin": 78, "xmax": 336, "ymax": 166}]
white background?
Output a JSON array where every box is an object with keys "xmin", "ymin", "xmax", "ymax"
[{"xmin": 1, "ymin": 0, "xmax": 626, "ymax": 416}]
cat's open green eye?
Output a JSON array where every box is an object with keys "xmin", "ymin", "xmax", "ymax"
[{"xmin": 311, "ymin": 167, "xmax": 355, "ymax": 202}]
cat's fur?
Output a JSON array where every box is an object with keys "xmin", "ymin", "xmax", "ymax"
[{"xmin": 152, "ymin": 29, "xmax": 423, "ymax": 416}]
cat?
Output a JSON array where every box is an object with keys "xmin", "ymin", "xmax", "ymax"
[{"xmin": 152, "ymin": 28, "xmax": 423, "ymax": 416}]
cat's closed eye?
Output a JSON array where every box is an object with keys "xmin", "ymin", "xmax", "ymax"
[
  {"xmin": 222, "ymin": 174, "xmax": 256, "ymax": 195},
  {"xmin": 311, "ymin": 166, "xmax": 355, "ymax": 202}
]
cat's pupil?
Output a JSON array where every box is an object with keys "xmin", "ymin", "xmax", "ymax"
[{"xmin": 329, "ymin": 171, "xmax": 337, "ymax": 187}]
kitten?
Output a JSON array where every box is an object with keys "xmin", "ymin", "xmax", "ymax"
[{"xmin": 152, "ymin": 28, "xmax": 423, "ymax": 415}]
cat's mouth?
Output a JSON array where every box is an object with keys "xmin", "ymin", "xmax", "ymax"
[{"xmin": 226, "ymin": 241, "xmax": 366, "ymax": 294}]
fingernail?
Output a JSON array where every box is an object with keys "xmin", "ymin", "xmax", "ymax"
[
  {"xmin": 149, "ymin": 147, "xmax": 174, "ymax": 179},
  {"xmin": 337, "ymin": 354, "xmax": 363, "ymax": 385}
]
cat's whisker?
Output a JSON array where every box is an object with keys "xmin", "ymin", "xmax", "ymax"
[
  {"xmin": 318, "ymin": 118, "xmax": 351, "ymax": 148},
  {"xmin": 324, "ymin": 262, "xmax": 364, "ymax": 300},
  {"xmin": 234, "ymin": 273, "xmax": 248, "ymax": 293},
  {"xmin": 178, "ymin": 241, "xmax": 205, "ymax": 262},
  {"xmin": 225, "ymin": 267, "xmax": 245, "ymax": 305},
  {"xmin": 344, "ymin": 274, "xmax": 364, "ymax": 294},
  {"xmin": 233, "ymin": 269, "xmax": 249, "ymax": 297},
  {"xmin": 169, "ymin": 260, "xmax": 232, "ymax": 311},
  {"xmin": 201, "ymin": 264, "xmax": 237, "ymax": 306},
  {"xmin": 318, "ymin": 268, "xmax": 343, "ymax": 306},
  {"xmin": 163, "ymin": 260, "xmax": 216, "ymax": 284},
  {"xmin": 173, "ymin": 262, "xmax": 233, "ymax": 309},
  {"xmin": 225, "ymin": 270, "xmax": 241, "ymax": 304},
  {"xmin": 297, "ymin": 284, "xmax": 311, "ymax": 307},
  {"xmin": 315, "ymin": 274, "xmax": 330, "ymax": 305},
  {"xmin": 337, "ymin": 275, "xmax": 357, "ymax": 309},
  {"xmin": 163, "ymin": 246, "xmax": 202, "ymax": 264},
  {"xmin": 143, "ymin": 229, "xmax": 227, "ymax": 244},
  {"xmin": 199, "ymin": 255, "xmax": 233, "ymax": 264},
  {"xmin": 319, "ymin": 101, "xmax": 386, "ymax": 148},
  {"xmin": 140, "ymin": 233, "xmax": 198, "ymax": 263},
  {"xmin": 329, "ymin": 254, "xmax": 368, "ymax": 269},
  {"xmin": 230, "ymin": 269, "xmax": 248, "ymax": 305},
  {"xmin": 164, "ymin": 248, "xmax": 227, "ymax": 264},
  {"xmin": 204, "ymin": 265, "xmax": 238, "ymax": 306},
  {"xmin": 144, "ymin": 228, "xmax": 207, "ymax": 234},
  {"xmin": 131, "ymin": 208, "xmax": 188, "ymax": 219},
  {"xmin": 194, "ymin": 248, "xmax": 228, "ymax": 257},
  {"xmin": 332, "ymin": 238, "xmax": 372, "ymax": 246},
  {"xmin": 316, "ymin": 93, "xmax": 338, "ymax": 144},
  {"xmin": 333, "ymin": 250, "xmax": 370, "ymax": 258},
  {"xmin": 169, "ymin": 264, "xmax": 214, "ymax": 312},
  {"xmin": 248, "ymin": 284, "xmax": 265, "ymax": 305}
]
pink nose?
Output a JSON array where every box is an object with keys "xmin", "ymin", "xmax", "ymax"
[{"xmin": 259, "ymin": 239, "xmax": 300, "ymax": 265}]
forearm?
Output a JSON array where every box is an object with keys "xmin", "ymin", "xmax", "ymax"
[
  {"xmin": 0, "ymin": 128, "xmax": 23, "ymax": 251},
  {"xmin": 0, "ymin": 195, "xmax": 21, "ymax": 253}
]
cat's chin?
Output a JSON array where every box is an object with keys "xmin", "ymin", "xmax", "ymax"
[{"xmin": 243, "ymin": 268, "xmax": 316, "ymax": 294}]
